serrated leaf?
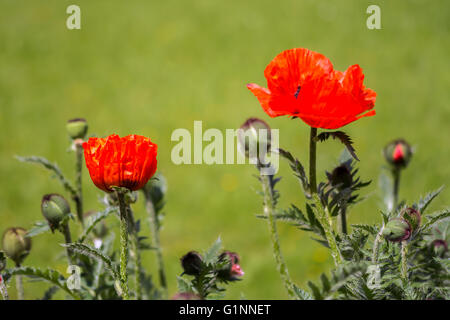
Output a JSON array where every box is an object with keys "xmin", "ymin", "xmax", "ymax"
[
  {"xmin": 307, "ymin": 281, "xmax": 323, "ymax": 299},
  {"xmin": 417, "ymin": 186, "xmax": 444, "ymax": 214},
  {"xmin": 78, "ymin": 207, "xmax": 117, "ymax": 243},
  {"xmin": 422, "ymin": 209, "xmax": 450, "ymax": 231},
  {"xmin": 351, "ymin": 224, "xmax": 378, "ymax": 235},
  {"xmin": 177, "ymin": 276, "xmax": 194, "ymax": 293},
  {"xmin": 293, "ymin": 285, "xmax": 313, "ymax": 300},
  {"xmin": 62, "ymin": 243, "xmax": 119, "ymax": 280},
  {"xmin": 26, "ymin": 221, "xmax": 51, "ymax": 238},
  {"xmin": 3, "ymin": 267, "xmax": 81, "ymax": 300},
  {"xmin": 203, "ymin": 237, "xmax": 222, "ymax": 265},
  {"xmin": 316, "ymin": 131, "xmax": 359, "ymax": 161}
]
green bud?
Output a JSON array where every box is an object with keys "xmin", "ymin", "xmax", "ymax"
[
  {"xmin": 2, "ymin": 228, "xmax": 32, "ymax": 265},
  {"xmin": 41, "ymin": 194, "xmax": 71, "ymax": 231},
  {"xmin": 238, "ymin": 118, "xmax": 271, "ymax": 161},
  {"xmin": 66, "ymin": 118, "xmax": 88, "ymax": 140},
  {"xmin": 382, "ymin": 218, "xmax": 411, "ymax": 242},
  {"xmin": 431, "ymin": 240, "xmax": 448, "ymax": 257},
  {"xmin": 383, "ymin": 139, "xmax": 412, "ymax": 169},
  {"xmin": 180, "ymin": 251, "xmax": 203, "ymax": 276},
  {"xmin": 143, "ymin": 173, "xmax": 167, "ymax": 205},
  {"xmin": 400, "ymin": 207, "xmax": 421, "ymax": 232}
]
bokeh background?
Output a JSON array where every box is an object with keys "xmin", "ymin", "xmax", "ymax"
[{"xmin": 0, "ymin": 0, "xmax": 449, "ymax": 299}]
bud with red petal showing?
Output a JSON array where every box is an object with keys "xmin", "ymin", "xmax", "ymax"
[
  {"xmin": 66, "ymin": 118, "xmax": 88, "ymax": 140},
  {"xmin": 431, "ymin": 239, "xmax": 448, "ymax": 257},
  {"xmin": 2, "ymin": 228, "xmax": 32, "ymax": 265},
  {"xmin": 238, "ymin": 118, "xmax": 272, "ymax": 161},
  {"xmin": 218, "ymin": 251, "xmax": 244, "ymax": 281},
  {"xmin": 41, "ymin": 194, "xmax": 71, "ymax": 232},
  {"xmin": 382, "ymin": 218, "xmax": 412, "ymax": 242},
  {"xmin": 326, "ymin": 164, "xmax": 353, "ymax": 190},
  {"xmin": 180, "ymin": 251, "xmax": 204, "ymax": 276},
  {"xmin": 400, "ymin": 207, "xmax": 421, "ymax": 233},
  {"xmin": 171, "ymin": 292, "xmax": 202, "ymax": 300},
  {"xmin": 383, "ymin": 139, "xmax": 412, "ymax": 169}
]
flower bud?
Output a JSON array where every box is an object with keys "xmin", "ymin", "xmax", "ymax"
[
  {"xmin": 180, "ymin": 251, "xmax": 204, "ymax": 276},
  {"xmin": 431, "ymin": 239, "xmax": 448, "ymax": 257},
  {"xmin": 327, "ymin": 164, "xmax": 352, "ymax": 190},
  {"xmin": 41, "ymin": 194, "xmax": 71, "ymax": 231},
  {"xmin": 382, "ymin": 218, "xmax": 411, "ymax": 242},
  {"xmin": 400, "ymin": 207, "xmax": 421, "ymax": 232},
  {"xmin": 171, "ymin": 292, "xmax": 202, "ymax": 300},
  {"xmin": 218, "ymin": 251, "xmax": 244, "ymax": 281},
  {"xmin": 2, "ymin": 228, "xmax": 32, "ymax": 265},
  {"xmin": 383, "ymin": 139, "xmax": 412, "ymax": 169},
  {"xmin": 143, "ymin": 173, "xmax": 167, "ymax": 205},
  {"xmin": 238, "ymin": 118, "xmax": 271, "ymax": 161},
  {"xmin": 66, "ymin": 118, "xmax": 88, "ymax": 140}
]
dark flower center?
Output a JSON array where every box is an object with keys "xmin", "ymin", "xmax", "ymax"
[{"xmin": 294, "ymin": 86, "xmax": 301, "ymax": 99}]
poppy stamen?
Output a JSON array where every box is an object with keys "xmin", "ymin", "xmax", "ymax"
[{"xmin": 294, "ymin": 86, "xmax": 301, "ymax": 99}]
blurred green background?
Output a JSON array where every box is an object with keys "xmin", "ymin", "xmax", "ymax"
[{"xmin": 0, "ymin": 0, "xmax": 449, "ymax": 299}]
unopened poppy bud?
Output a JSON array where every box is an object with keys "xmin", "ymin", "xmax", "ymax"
[
  {"xmin": 181, "ymin": 251, "xmax": 204, "ymax": 276},
  {"xmin": 143, "ymin": 173, "xmax": 167, "ymax": 205},
  {"xmin": 171, "ymin": 292, "xmax": 202, "ymax": 300},
  {"xmin": 383, "ymin": 139, "xmax": 412, "ymax": 169},
  {"xmin": 327, "ymin": 164, "xmax": 352, "ymax": 190},
  {"xmin": 400, "ymin": 207, "xmax": 421, "ymax": 232},
  {"xmin": 218, "ymin": 251, "xmax": 244, "ymax": 281},
  {"xmin": 66, "ymin": 118, "xmax": 88, "ymax": 140},
  {"xmin": 2, "ymin": 228, "xmax": 32, "ymax": 265},
  {"xmin": 238, "ymin": 118, "xmax": 271, "ymax": 161},
  {"xmin": 431, "ymin": 239, "xmax": 448, "ymax": 257},
  {"xmin": 382, "ymin": 218, "xmax": 411, "ymax": 242},
  {"xmin": 41, "ymin": 194, "xmax": 71, "ymax": 231}
]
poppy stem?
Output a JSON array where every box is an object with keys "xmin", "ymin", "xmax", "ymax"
[
  {"xmin": 258, "ymin": 166, "xmax": 296, "ymax": 299},
  {"xmin": 393, "ymin": 168, "xmax": 401, "ymax": 212},
  {"xmin": 116, "ymin": 190, "xmax": 130, "ymax": 300},
  {"xmin": 74, "ymin": 143, "xmax": 84, "ymax": 227},
  {"xmin": 127, "ymin": 208, "xmax": 142, "ymax": 300},
  {"xmin": 401, "ymin": 240, "xmax": 408, "ymax": 281},
  {"xmin": 15, "ymin": 263, "xmax": 24, "ymax": 300},
  {"xmin": 338, "ymin": 201, "xmax": 348, "ymax": 235},
  {"xmin": 309, "ymin": 127, "xmax": 318, "ymax": 194},
  {"xmin": 61, "ymin": 223, "xmax": 74, "ymax": 265},
  {"xmin": 145, "ymin": 195, "xmax": 168, "ymax": 298}
]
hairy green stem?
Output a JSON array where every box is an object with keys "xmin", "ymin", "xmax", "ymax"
[
  {"xmin": 371, "ymin": 226, "xmax": 384, "ymax": 264},
  {"xmin": 393, "ymin": 168, "xmax": 400, "ymax": 212},
  {"xmin": 62, "ymin": 223, "xmax": 73, "ymax": 265},
  {"xmin": 401, "ymin": 241, "xmax": 408, "ymax": 280},
  {"xmin": 127, "ymin": 209, "xmax": 142, "ymax": 300},
  {"xmin": 259, "ymin": 169, "xmax": 296, "ymax": 299},
  {"xmin": 312, "ymin": 194, "xmax": 343, "ymax": 266},
  {"xmin": 75, "ymin": 144, "xmax": 84, "ymax": 226},
  {"xmin": 309, "ymin": 127, "xmax": 318, "ymax": 194},
  {"xmin": 15, "ymin": 263, "xmax": 24, "ymax": 300},
  {"xmin": 145, "ymin": 196, "xmax": 168, "ymax": 298},
  {"xmin": 338, "ymin": 201, "xmax": 348, "ymax": 235},
  {"xmin": 117, "ymin": 191, "xmax": 130, "ymax": 300}
]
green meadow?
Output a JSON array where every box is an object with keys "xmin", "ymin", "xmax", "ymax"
[{"xmin": 0, "ymin": 0, "xmax": 449, "ymax": 299}]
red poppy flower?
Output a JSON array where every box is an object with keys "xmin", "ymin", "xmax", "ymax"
[
  {"xmin": 247, "ymin": 48, "xmax": 376, "ymax": 129},
  {"xmin": 83, "ymin": 134, "xmax": 158, "ymax": 192}
]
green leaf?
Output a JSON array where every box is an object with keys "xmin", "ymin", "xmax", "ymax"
[
  {"xmin": 417, "ymin": 186, "xmax": 444, "ymax": 214},
  {"xmin": 307, "ymin": 281, "xmax": 323, "ymax": 299},
  {"xmin": 422, "ymin": 208, "xmax": 450, "ymax": 231},
  {"xmin": 292, "ymin": 285, "xmax": 313, "ymax": 300},
  {"xmin": 26, "ymin": 221, "xmax": 51, "ymax": 238},
  {"xmin": 16, "ymin": 156, "xmax": 77, "ymax": 197},
  {"xmin": 3, "ymin": 266, "xmax": 81, "ymax": 300},
  {"xmin": 61, "ymin": 243, "xmax": 119, "ymax": 280},
  {"xmin": 278, "ymin": 148, "xmax": 309, "ymax": 193},
  {"xmin": 203, "ymin": 237, "xmax": 222, "ymax": 265},
  {"xmin": 78, "ymin": 207, "xmax": 117, "ymax": 243},
  {"xmin": 177, "ymin": 276, "xmax": 194, "ymax": 293},
  {"xmin": 316, "ymin": 131, "xmax": 359, "ymax": 161},
  {"xmin": 351, "ymin": 224, "xmax": 378, "ymax": 235}
]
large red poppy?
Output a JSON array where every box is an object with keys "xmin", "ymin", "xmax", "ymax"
[
  {"xmin": 247, "ymin": 48, "xmax": 376, "ymax": 129},
  {"xmin": 83, "ymin": 134, "xmax": 158, "ymax": 192}
]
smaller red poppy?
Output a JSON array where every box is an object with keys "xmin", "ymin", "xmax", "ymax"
[{"xmin": 83, "ymin": 134, "xmax": 158, "ymax": 192}]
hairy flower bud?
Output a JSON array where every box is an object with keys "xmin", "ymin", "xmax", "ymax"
[
  {"xmin": 382, "ymin": 218, "xmax": 411, "ymax": 242},
  {"xmin": 2, "ymin": 228, "xmax": 32, "ymax": 265},
  {"xmin": 238, "ymin": 118, "xmax": 271, "ymax": 161},
  {"xmin": 180, "ymin": 251, "xmax": 204, "ymax": 276},
  {"xmin": 41, "ymin": 194, "xmax": 71, "ymax": 231},
  {"xmin": 400, "ymin": 207, "xmax": 421, "ymax": 232},
  {"xmin": 431, "ymin": 239, "xmax": 448, "ymax": 257},
  {"xmin": 143, "ymin": 173, "xmax": 167, "ymax": 205},
  {"xmin": 218, "ymin": 251, "xmax": 244, "ymax": 281},
  {"xmin": 66, "ymin": 118, "xmax": 88, "ymax": 140},
  {"xmin": 327, "ymin": 164, "xmax": 352, "ymax": 190},
  {"xmin": 383, "ymin": 139, "xmax": 412, "ymax": 169}
]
